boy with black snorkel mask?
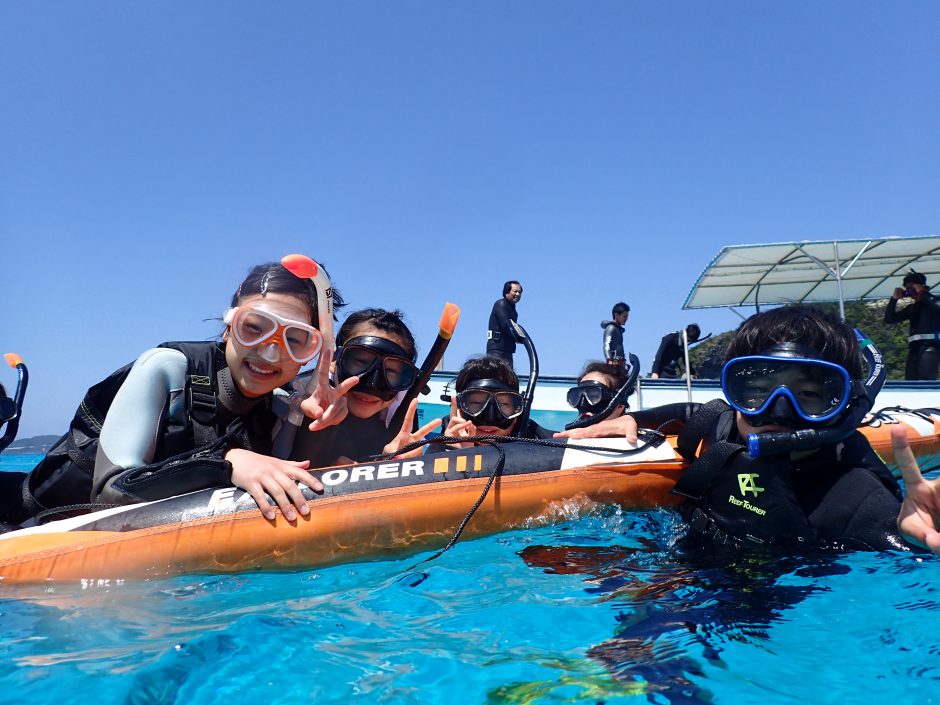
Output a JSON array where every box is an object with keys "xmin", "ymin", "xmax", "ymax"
[
  {"xmin": 428, "ymin": 355, "xmax": 555, "ymax": 452},
  {"xmin": 559, "ymin": 306, "xmax": 940, "ymax": 554},
  {"xmin": 290, "ymin": 308, "xmax": 442, "ymax": 467}
]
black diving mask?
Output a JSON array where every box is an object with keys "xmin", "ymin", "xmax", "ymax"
[
  {"xmin": 456, "ymin": 378, "xmax": 524, "ymax": 430},
  {"xmin": 336, "ymin": 336, "xmax": 419, "ymax": 402},
  {"xmin": 566, "ymin": 381, "xmax": 615, "ymax": 416}
]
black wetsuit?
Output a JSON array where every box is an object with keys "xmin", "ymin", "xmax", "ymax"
[
  {"xmin": 424, "ymin": 416, "xmax": 555, "ymax": 454},
  {"xmin": 651, "ymin": 332, "xmax": 687, "ymax": 378},
  {"xmin": 601, "ymin": 320, "xmax": 625, "ymax": 363},
  {"xmin": 290, "ymin": 413, "xmax": 403, "ymax": 467},
  {"xmin": 486, "ymin": 298, "xmax": 518, "ymax": 365},
  {"xmin": 884, "ymin": 293, "xmax": 940, "ymax": 380},
  {"xmin": 631, "ymin": 402, "xmax": 907, "ymax": 551}
]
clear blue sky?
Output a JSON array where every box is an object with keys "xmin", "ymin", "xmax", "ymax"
[{"xmin": 3, "ymin": 2, "xmax": 939, "ymax": 438}]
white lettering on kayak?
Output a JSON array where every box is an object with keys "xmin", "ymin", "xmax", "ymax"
[{"xmin": 322, "ymin": 469, "xmax": 349, "ymax": 486}]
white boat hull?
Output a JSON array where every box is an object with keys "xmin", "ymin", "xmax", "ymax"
[{"xmin": 418, "ymin": 372, "xmax": 940, "ymax": 432}]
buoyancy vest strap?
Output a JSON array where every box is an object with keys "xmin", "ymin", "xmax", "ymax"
[
  {"xmin": 672, "ymin": 440, "xmax": 745, "ymax": 501},
  {"xmin": 676, "ymin": 398, "xmax": 732, "ymax": 463},
  {"xmin": 65, "ymin": 434, "xmax": 95, "ymax": 473},
  {"xmin": 187, "ymin": 374, "xmax": 217, "ymax": 425}
]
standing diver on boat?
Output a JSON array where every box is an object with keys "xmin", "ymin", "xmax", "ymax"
[
  {"xmin": 486, "ymin": 280, "xmax": 522, "ymax": 367},
  {"xmin": 559, "ymin": 305, "xmax": 940, "ymax": 554},
  {"xmin": 601, "ymin": 302, "xmax": 630, "ymax": 366},
  {"xmin": 7, "ymin": 256, "xmax": 357, "ymax": 528},
  {"xmin": 884, "ymin": 270, "xmax": 940, "ymax": 380},
  {"xmin": 650, "ymin": 324, "xmax": 700, "ymax": 379}
]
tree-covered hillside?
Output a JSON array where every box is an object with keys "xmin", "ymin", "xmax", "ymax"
[{"xmin": 688, "ymin": 300, "xmax": 911, "ymax": 380}]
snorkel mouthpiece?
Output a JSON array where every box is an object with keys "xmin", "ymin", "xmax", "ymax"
[{"xmin": 746, "ymin": 331, "xmax": 885, "ymax": 458}]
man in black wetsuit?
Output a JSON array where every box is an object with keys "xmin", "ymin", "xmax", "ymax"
[
  {"xmin": 650, "ymin": 324, "xmax": 700, "ymax": 379},
  {"xmin": 884, "ymin": 270, "xmax": 940, "ymax": 380},
  {"xmin": 601, "ymin": 302, "xmax": 630, "ymax": 365},
  {"xmin": 486, "ymin": 280, "xmax": 522, "ymax": 367}
]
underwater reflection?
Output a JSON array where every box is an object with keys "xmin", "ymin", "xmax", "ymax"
[{"xmin": 519, "ymin": 542, "xmax": 851, "ymax": 704}]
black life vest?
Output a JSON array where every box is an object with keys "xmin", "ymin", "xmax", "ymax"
[
  {"xmin": 672, "ymin": 399, "xmax": 817, "ymax": 548},
  {"xmin": 20, "ymin": 342, "xmax": 226, "ymax": 517}
]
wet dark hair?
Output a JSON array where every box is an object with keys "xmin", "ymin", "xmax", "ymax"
[
  {"xmin": 686, "ymin": 324, "xmax": 701, "ymax": 342},
  {"xmin": 612, "ymin": 302, "xmax": 630, "ymax": 317},
  {"xmin": 336, "ymin": 308, "xmax": 417, "ymax": 360},
  {"xmin": 456, "ymin": 356, "xmax": 519, "ymax": 392},
  {"xmin": 724, "ymin": 305, "xmax": 863, "ymax": 379},
  {"xmin": 503, "ymin": 280, "xmax": 522, "ymax": 296},
  {"xmin": 577, "ymin": 361, "xmax": 629, "ymax": 388},
  {"xmin": 231, "ymin": 261, "xmax": 346, "ymax": 326},
  {"xmin": 903, "ymin": 270, "xmax": 927, "ymax": 287}
]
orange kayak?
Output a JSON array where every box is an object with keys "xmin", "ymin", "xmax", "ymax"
[{"xmin": 0, "ymin": 407, "xmax": 936, "ymax": 585}]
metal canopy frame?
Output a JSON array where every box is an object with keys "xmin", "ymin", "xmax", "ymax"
[{"xmin": 683, "ymin": 235, "xmax": 940, "ymax": 320}]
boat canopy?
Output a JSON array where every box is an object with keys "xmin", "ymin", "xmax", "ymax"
[{"xmin": 683, "ymin": 235, "xmax": 940, "ymax": 319}]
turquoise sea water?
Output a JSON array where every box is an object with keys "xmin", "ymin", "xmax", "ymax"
[{"xmin": 1, "ymin": 454, "xmax": 939, "ymax": 705}]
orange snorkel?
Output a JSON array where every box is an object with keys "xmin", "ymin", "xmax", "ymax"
[{"xmin": 388, "ymin": 303, "xmax": 460, "ymax": 433}]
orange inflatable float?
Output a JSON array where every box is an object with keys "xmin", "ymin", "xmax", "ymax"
[{"xmin": 0, "ymin": 408, "xmax": 937, "ymax": 585}]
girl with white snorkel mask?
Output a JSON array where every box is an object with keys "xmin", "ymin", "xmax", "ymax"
[{"xmin": 12, "ymin": 255, "xmax": 355, "ymax": 528}]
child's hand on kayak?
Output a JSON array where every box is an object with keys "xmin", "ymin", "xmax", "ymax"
[
  {"xmin": 226, "ymin": 448, "xmax": 323, "ymax": 522},
  {"xmin": 553, "ymin": 415, "xmax": 638, "ymax": 443}
]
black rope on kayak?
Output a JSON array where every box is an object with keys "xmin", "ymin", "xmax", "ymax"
[
  {"xmin": 394, "ymin": 437, "xmax": 507, "ymax": 585},
  {"xmin": 388, "ymin": 429, "xmax": 667, "ymax": 585},
  {"xmin": 378, "ymin": 426, "xmax": 666, "ymax": 461}
]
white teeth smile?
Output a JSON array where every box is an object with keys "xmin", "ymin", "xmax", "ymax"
[{"xmin": 246, "ymin": 362, "xmax": 276, "ymax": 375}]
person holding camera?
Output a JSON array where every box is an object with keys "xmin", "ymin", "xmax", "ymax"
[{"xmin": 885, "ymin": 270, "xmax": 940, "ymax": 380}]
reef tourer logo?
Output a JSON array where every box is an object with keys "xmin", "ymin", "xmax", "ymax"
[{"xmin": 737, "ymin": 473, "xmax": 764, "ymax": 498}]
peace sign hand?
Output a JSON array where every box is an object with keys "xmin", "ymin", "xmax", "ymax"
[
  {"xmin": 383, "ymin": 399, "xmax": 442, "ymax": 459},
  {"xmin": 299, "ymin": 348, "xmax": 360, "ymax": 432},
  {"xmin": 892, "ymin": 425, "xmax": 940, "ymax": 554}
]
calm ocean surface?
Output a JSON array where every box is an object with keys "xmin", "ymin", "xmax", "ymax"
[{"xmin": 1, "ymin": 453, "xmax": 938, "ymax": 705}]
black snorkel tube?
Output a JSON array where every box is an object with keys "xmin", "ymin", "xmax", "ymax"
[
  {"xmin": 508, "ymin": 319, "xmax": 538, "ymax": 435},
  {"xmin": 746, "ymin": 331, "xmax": 885, "ymax": 458},
  {"xmin": 389, "ymin": 303, "xmax": 461, "ymax": 433},
  {"xmin": 0, "ymin": 353, "xmax": 28, "ymax": 454},
  {"xmin": 564, "ymin": 353, "xmax": 640, "ymax": 431}
]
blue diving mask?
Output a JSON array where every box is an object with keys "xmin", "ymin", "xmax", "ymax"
[{"xmin": 721, "ymin": 345, "xmax": 852, "ymax": 426}]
